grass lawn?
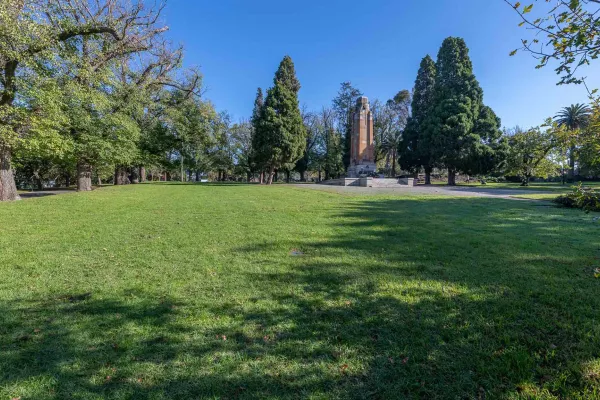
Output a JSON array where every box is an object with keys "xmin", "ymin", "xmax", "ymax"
[
  {"xmin": 1, "ymin": 184, "xmax": 599, "ymax": 399},
  {"xmin": 431, "ymin": 181, "xmax": 600, "ymax": 194}
]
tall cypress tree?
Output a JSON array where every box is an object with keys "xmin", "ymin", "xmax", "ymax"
[
  {"xmin": 250, "ymin": 88, "xmax": 266, "ymax": 181},
  {"xmin": 258, "ymin": 56, "xmax": 306, "ymax": 184},
  {"xmin": 425, "ymin": 37, "xmax": 504, "ymax": 185},
  {"xmin": 399, "ymin": 55, "xmax": 436, "ymax": 184}
]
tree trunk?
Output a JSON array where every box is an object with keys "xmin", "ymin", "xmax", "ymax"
[
  {"xmin": 65, "ymin": 173, "xmax": 71, "ymax": 188},
  {"xmin": 286, "ymin": 170, "xmax": 291, "ymax": 183},
  {"xmin": 77, "ymin": 162, "xmax": 93, "ymax": 192},
  {"xmin": 273, "ymin": 170, "xmax": 278, "ymax": 183},
  {"xmin": 259, "ymin": 171, "xmax": 264, "ymax": 184},
  {"xmin": 0, "ymin": 148, "xmax": 20, "ymax": 201},
  {"xmin": 391, "ymin": 150, "xmax": 397, "ymax": 178},
  {"xmin": 97, "ymin": 175, "xmax": 102, "ymax": 186},
  {"xmin": 114, "ymin": 167, "xmax": 130, "ymax": 185},
  {"xmin": 447, "ymin": 168, "xmax": 456, "ymax": 186},
  {"xmin": 139, "ymin": 166, "xmax": 146, "ymax": 183},
  {"xmin": 33, "ymin": 171, "xmax": 43, "ymax": 191},
  {"xmin": 267, "ymin": 165, "xmax": 276, "ymax": 185},
  {"xmin": 425, "ymin": 166, "xmax": 432, "ymax": 185},
  {"xmin": 300, "ymin": 171, "xmax": 306, "ymax": 182},
  {"xmin": 196, "ymin": 170, "xmax": 201, "ymax": 182},
  {"xmin": 569, "ymin": 145, "xmax": 576, "ymax": 180},
  {"xmin": 319, "ymin": 169, "xmax": 322, "ymax": 182},
  {"xmin": 180, "ymin": 156, "xmax": 184, "ymax": 182},
  {"xmin": 130, "ymin": 167, "xmax": 139, "ymax": 184},
  {"xmin": 246, "ymin": 172, "xmax": 251, "ymax": 182}
]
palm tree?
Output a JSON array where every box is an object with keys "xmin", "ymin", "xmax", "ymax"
[{"xmin": 555, "ymin": 103, "xmax": 591, "ymax": 180}]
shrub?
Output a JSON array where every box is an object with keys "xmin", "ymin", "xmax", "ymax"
[{"xmin": 554, "ymin": 184, "xmax": 600, "ymax": 212}]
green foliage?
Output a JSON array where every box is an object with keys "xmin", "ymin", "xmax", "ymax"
[
  {"xmin": 555, "ymin": 103, "xmax": 592, "ymax": 131},
  {"xmin": 578, "ymin": 106, "xmax": 600, "ymax": 172},
  {"xmin": 507, "ymin": 0, "xmax": 600, "ymax": 90},
  {"xmin": 554, "ymin": 103, "xmax": 592, "ymax": 178},
  {"xmin": 425, "ymin": 37, "xmax": 506, "ymax": 183},
  {"xmin": 307, "ymin": 109, "xmax": 345, "ymax": 180},
  {"xmin": 399, "ymin": 55, "xmax": 436, "ymax": 174},
  {"xmin": 332, "ymin": 82, "xmax": 362, "ymax": 170},
  {"xmin": 373, "ymin": 91, "xmax": 411, "ymax": 176},
  {"xmin": 505, "ymin": 124, "xmax": 559, "ymax": 185},
  {"xmin": 554, "ymin": 183, "xmax": 600, "ymax": 212},
  {"xmin": 255, "ymin": 56, "xmax": 306, "ymax": 180},
  {"xmin": 250, "ymin": 88, "xmax": 267, "ymax": 172}
]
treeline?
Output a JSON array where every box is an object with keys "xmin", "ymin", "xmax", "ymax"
[
  {"xmin": 3, "ymin": 3, "xmax": 599, "ymax": 203},
  {"xmin": 1, "ymin": 0, "xmax": 237, "ymax": 201}
]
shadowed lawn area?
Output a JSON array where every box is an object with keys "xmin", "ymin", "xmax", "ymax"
[{"xmin": 1, "ymin": 184, "xmax": 599, "ymax": 399}]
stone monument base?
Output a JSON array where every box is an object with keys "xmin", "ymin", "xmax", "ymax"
[{"xmin": 347, "ymin": 163, "xmax": 377, "ymax": 178}]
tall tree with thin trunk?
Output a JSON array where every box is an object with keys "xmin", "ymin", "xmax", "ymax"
[{"xmin": 555, "ymin": 103, "xmax": 591, "ymax": 179}]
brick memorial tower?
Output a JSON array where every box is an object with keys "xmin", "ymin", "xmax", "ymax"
[{"xmin": 347, "ymin": 96, "xmax": 376, "ymax": 178}]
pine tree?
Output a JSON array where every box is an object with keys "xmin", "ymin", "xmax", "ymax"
[
  {"xmin": 257, "ymin": 56, "xmax": 306, "ymax": 184},
  {"xmin": 399, "ymin": 55, "xmax": 436, "ymax": 184},
  {"xmin": 425, "ymin": 37, "xmax": 504, "ymax": 185}
]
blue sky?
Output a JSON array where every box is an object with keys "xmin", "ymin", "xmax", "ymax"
[{"xmin": 162, "ymin": 0, "xmax": 599, "ymax": 129}]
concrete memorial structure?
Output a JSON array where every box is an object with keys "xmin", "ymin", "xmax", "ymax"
[
  {"xmin": 347, "ymin": 96, "xmax": 376, "ymax": 178},
  {"xmin": 318, "ymin": 95, "xmax": 414, "ymax": 187}
]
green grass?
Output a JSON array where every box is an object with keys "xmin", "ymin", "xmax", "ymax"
[
  {"xmin": 1, "ymin": 184, "xmax": 600, "ymax": 399},
  {"xmin": 432, "ymin": 181, "xmax": 600, "ymax": 193}
]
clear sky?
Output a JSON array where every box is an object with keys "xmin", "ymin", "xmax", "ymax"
[{"xmin": 162, "ymin": 0, "xmax": 599, "ymax": 129}]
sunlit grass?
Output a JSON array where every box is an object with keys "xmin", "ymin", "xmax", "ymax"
[{"xmin": 1, "ymin": 183, "xmax": 599, "ymax": 399}]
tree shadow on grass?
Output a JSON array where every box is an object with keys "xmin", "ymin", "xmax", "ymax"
[
  {"xmin": 225, "ymin": 197, "xmax": 600, "ymax": 398},
  {"xmin": 2, "ymin": 197, "xmax": 599, "ymax": 399}
]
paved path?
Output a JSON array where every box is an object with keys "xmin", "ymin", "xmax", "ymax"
[{"xmin": 294, "ymin": 184, "xmax": 551, "ymax": 199}]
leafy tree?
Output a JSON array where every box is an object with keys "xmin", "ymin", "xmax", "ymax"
[
  {"xmin": 506, "ymin": 0, "xmax": 600, "ymax": 95},
  {"xmin": 0, "ymin": 0, "xmax": 134, "ymax": 200},
  {"xmin": 229, "ymin": 120, "xmax": 254, "ymax": 181},
  {"xmin": 294, "ymin": 109, "xmax": 320, "ymax": 182},
  {"xmin": 578, "ymin": 105, "xmax": 600, "ymax": 174},
  {"xmin": 505, "ymin": 124, "xmax": 560, "ymax": 186},
  {"xmin": 555, "ymin": 103, "xmax": 592, "ymax": 179},
  {"xmin": 399, "ymin": 55, "xmax": 437, "ymax": 183},
  {"xmin": 332, "ymin": 82, "xmax": 362, "ymax": 170},
  {"xmin": 256, "ymin": 56, "xmax": 306, "ymax": 184},
  {"xmin": 373, "ymin": 90, "xmax": 411, "ymax": 177},
  {"xmin": 307, "ymin": 107, "xmax": 344, "ymax": 181},
  {"xmin": 425, "ymin": 37, "xmax": 506, "ymax": 185}
]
